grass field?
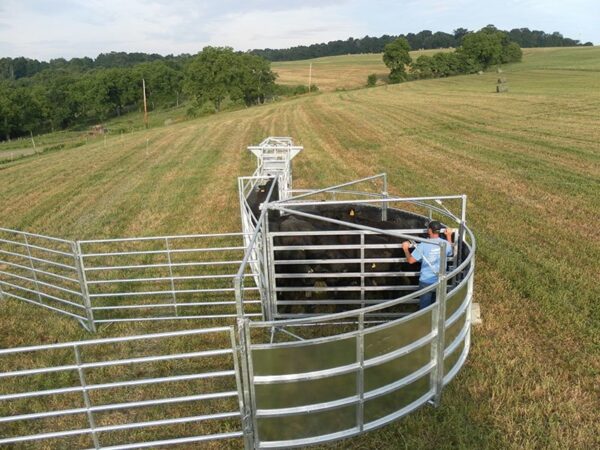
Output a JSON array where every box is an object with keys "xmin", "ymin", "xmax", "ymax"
[
  {"xmin": 272, "ymin": 49, "xmax": 454, "ymax": 91},
  {"xmin": 0, "ymin": 46, "xmax": 599, "ymax": 449}
]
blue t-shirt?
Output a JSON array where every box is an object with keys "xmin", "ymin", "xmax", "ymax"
[{"xmin": 411, "ymin": 238, "xmax": 453, "ymax": 284}]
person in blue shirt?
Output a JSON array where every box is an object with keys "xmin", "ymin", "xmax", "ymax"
[{"xmin": 402, "ymin": 221, "xmax": 454, "ymax": 309}]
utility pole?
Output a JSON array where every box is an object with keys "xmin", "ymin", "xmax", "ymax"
[
  {"xmin": 142, "ymin": 78, "xmax": 148, "ymax": 128},
  {"xmin": 308, "ymin": 63, "xmax": 312, "ymax": 92}
]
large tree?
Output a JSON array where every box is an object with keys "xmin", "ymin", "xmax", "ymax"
[
  {"xmin": 184, "ymin": 47, "xmax": 275, "ymax": 111},
  {"xmin": 383, "ymin": 37, "xmax": 412, "ymax": 83}
]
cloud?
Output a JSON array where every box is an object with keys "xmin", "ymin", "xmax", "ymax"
[
  {"xmin": 203, "ymin": 6, "xmax": 364, "ymax": 51},
  {"xmin": 0, "ymin": 0, "xmax": 596, "ymax": 60}
]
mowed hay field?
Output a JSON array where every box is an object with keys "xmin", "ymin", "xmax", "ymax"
[
  {"xmin": 273, "ymin": 49, "xmax": 453, "ymax": 90},
  {"xmin": 1, "ymin": 46, "xmax": 599, "ymax": 449}
]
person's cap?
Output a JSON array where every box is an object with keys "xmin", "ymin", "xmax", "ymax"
[{"xmin": 427, "ymin": 221, "xmax": 443, "ymax": 232}]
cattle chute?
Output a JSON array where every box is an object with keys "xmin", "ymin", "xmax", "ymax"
[{"xmin": 0, "ymin": 137, "xmax": 475, "ymax": 449}]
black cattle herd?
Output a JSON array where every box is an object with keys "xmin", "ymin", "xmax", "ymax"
[{"xmin": 246, "ymin": 179, "xmax": 460, "ymax": 317}]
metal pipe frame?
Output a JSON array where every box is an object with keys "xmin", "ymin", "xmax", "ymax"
[
  {"xmin": 0, "ymin": 138, "xmax": 476, "ymax": 450},
  {"xmin": 0, "ymin": 327, "xmax": 245, "ymax": 448}
]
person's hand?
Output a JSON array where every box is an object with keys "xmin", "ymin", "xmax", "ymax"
[
  {"xmin": 445, "ymin": 228, "xmax": 453, "ymax": 238},
  {"xmin": 402, "ymin": 241, "xmax": 411, "ymax": 251}
]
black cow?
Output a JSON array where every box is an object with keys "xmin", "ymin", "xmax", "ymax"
[{"xmin": 245, "ymin": 178, "xmax": 279, "ymax": 224}]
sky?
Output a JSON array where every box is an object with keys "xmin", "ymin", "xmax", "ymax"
[{"xmin": 0, "ymin": 0, "xmax": 597, "ymax": 60}]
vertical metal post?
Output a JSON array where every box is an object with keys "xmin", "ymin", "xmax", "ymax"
[
  {"xmin": 237, "ymin": 318, "xmax": 257, "ymax": 449},
  {"xmin": 234, "ymin": 276, "xmax": 245, "ymax": 318},
  {"xmin": 356, "ymin": 313, "xmax": 365, "ymax": 432},
  {"xmin": 22, "ymin": 235, "xmax": 43, "ymax": 304},
  {"xmin": 457, "ymin": 195, "xmax": 467, "ymax": 282},
  {"xmin": 261, "ymin": 208, "xmax": 274, "ymax": 322},
  {"xmin": 164, "ymin": 238, "xmax": 179, "ymax": 317},
  {"xmin": 267, "ymin": 229, "xmax": 278, "ymax": 322},
  {"xmin": 230, "ymin": 327, "xmax": 249, "ymax": 449},
  {"xmin": 74, "ymin": 345, "xmax": 100, "ymax": 449},
  {"xmin": 432, "ymin": 241, "xmax": 448, "ymax": 406},
  {"xmin": 360, "ymin": 233, "xmax": 365, "ymax": 310},
  {"xmin": 73, "ymin": 241, "xmax": 96, "ymax": 333},
  {"xmin": 382, "ymin": 174, "xmax": 388, "ymax": 222},
  {"xmin": 464, "ymin": 261, "xmax": 474, "ymax": 352}
]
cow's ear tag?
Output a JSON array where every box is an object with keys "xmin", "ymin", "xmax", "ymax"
[
  {"xmin": 349, "ymin": 209, "xmax": 355, "ymax": 217},
  {"xmin": 260, "ymin": 189, "xmax": 265, "ymax": 193},
  {"xmin": 371, "ymin": 263, "xmax": 376, "ymax": 269}
]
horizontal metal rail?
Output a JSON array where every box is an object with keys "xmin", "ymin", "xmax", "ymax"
[
  {"xmin": 78, "ymin": 231, "xmax": 249, "ymax": 244},
  {"xmin": 0, "ymin": 258, "xmax": 79, "ymax": 282},
  {"xmin": 93, "ymin": 313, "xmax": 262, "ymax": 323},
  {"xmin": 0, "ymin": 291, "xmax": 87, "ymax": 320},
  {"xmin": 270, "ymin": 229, "xmax": 426, "ymax": 237},
  {"xmin": 83, "ymin": 260, "xmax": 253, "ymax": 271},
  {"xmin": 88, "ymin": 287, "xmax": 258, "ymax": 298},
  {"xmin": 86, "ymin": 273, "xmax": 252, "ymax": 285},
  {"xmin": 92, "ymin": 300, "xmax": 261, "ymax": 310},
  {"xmin": 97, "ymin": 431, "xmax": 244, "ymax": 450},
  {"xmin": 0, "ymin": 327, "xmax": 233, "ymax": 355},
  {"xmin": 0, "ymin": 237, "xmax": 73, "ymax": 256},
  {"xmin": 274, "ymin": 271, "xmax": 421, "ymax": 278},
  {"xmin": 0, "ymin": 280, "xmax": 85, "ymax": 309},
  {"xmin": 276, "ymin": 194, "xmax": 464, "ymax": 207},
  {"xmin": 81, "ymin": 246, "xmax": 246, "ymax": 258},
  {"xmin": 0, "ymin": 227, "xmax": 73, "ymax": 244},
  {"xmin": 0, "ymin": 247, "xmax": 78, "ymax": 270},
  {"xmin": 0, "ymin": 270, "xmax": 83, "ymax": 296}
]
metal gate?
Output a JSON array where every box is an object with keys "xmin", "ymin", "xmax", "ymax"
[
  {"xmin": 0, "ymin": 229, "xmax": 263, "ymax": 332},
  {"xmin": 0, "ymin": 327, "xmax": 246, "ymax": 448}
]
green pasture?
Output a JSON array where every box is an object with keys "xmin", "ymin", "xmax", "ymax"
[{"xmin": 0, "ymin": 46, "xmax": 598, "ymax": 449}]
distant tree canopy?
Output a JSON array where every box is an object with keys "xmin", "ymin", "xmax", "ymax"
[
  {"xmin": 184, "ymin": 47, "xmax": 275, "ymax": 111},
  {"xmin": 0, "ymin": 48, "xmax": 277, "ymax": 141},
  {"xmin": 250, "ymin": 26, "xmax": 588, "ymax": 62},
  {"xmin": 405, "ymin": 26, "xmax": 523, "ymax": 81}
]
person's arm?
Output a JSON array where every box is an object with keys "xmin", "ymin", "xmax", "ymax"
[
  {"xmin": 445, "ymin": 227, "xmax": 454, "ymax": 244},
  {"xmin": 402, "ymin": 241, "xmax": 417, "ymax": 264},
  {"xmin": 445, "ymin": 228, "xmax": 454, "ymax": 256}
]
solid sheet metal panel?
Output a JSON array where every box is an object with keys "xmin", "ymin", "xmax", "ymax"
[
  {"xmin": 363, "ymin": 375, "xmax": 430, "ymax": 424},
  {"xmin": 251, "ymin": 336, "xmax": 356, "ymax": 376},
  {"xmin": 445, "ymin": 312, "xmax": 467, "ymax": 351},
  {"xmin": 364, "ymin": 344, "xmax": 431, "ymax": 392},
  {"xmin": 444, "ymin": 340, "xmax": 466, "ymax": 375},
  {"xmin": 254, "ymin": 372, "xmax": 357, "ymax": 409},
  {"xmin": 364, "ymin": 311, "xmax": 432, "ymax": 360},
  {"xmin": 445, "ymin": 277, "xmax": 469, "ymax": 320},
  {"xmin": 257, "ymin": 404, "xmax": 356, "ymax": 442}
]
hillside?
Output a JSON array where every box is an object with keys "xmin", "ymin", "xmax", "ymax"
[
  {"xmin": 272, "ymin": 46, "xmax": 599, "ymax": 91},
  {"xmin": 0, "ymin": 46, "xmax": 598, "ymax": 449}
]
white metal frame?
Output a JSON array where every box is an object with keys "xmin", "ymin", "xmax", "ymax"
[{"xmin": 0, "ymin": 137, "xmax": 476, "ymax": 449}]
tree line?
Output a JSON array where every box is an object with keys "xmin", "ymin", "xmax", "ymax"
[
  {"xmin": 0, "ymin": 25, "xmax": 588, "ymax": 82},
  {"xmin": 0, "ymin": 48, "xmax": 278, "ymax": 141},
  {"xmin": 382, "ymin": 26, "xmax": 523, "ymax": 83},
  {"xmin": 0, "ymin": 52, "xmax": 189, "ymax": 81},
  {"xmin": 251, "ymin": 26, "xmax": 591, "ymax": 62}
]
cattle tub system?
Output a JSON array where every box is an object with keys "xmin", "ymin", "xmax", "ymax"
[{"xmin": 0, "ymin": 137, "xmax": 475, "ymax": 449}]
